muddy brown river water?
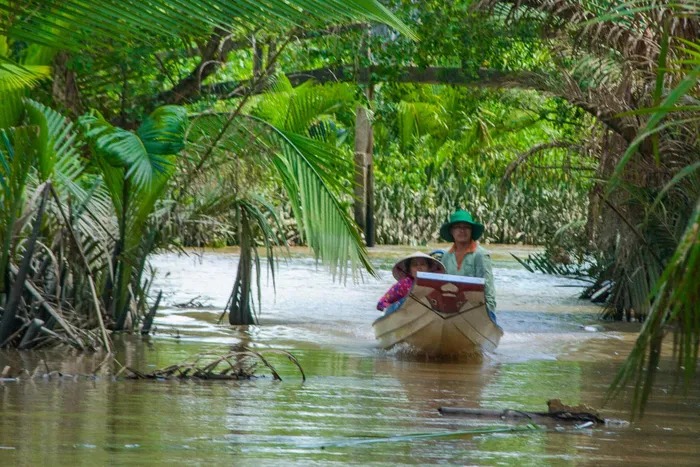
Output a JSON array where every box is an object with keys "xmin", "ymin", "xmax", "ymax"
[{"xmin": 1, "ymin": 249, "xmax": 699, "ymax": 465}]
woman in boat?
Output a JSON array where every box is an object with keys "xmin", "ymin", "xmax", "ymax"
[
  {"xmin": 376, "ymin": 252, "xmax": 446, "ymax": 312},
  {"xmin": 439, "ymin": 210, "xmax": 496, "ymax": 316}
]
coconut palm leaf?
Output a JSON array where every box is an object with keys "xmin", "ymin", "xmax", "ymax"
[
  {"xmin": 0, "ymin": 89, "xmax": 24, "ymax": 129},
  {"xmin": 1, "ymin": 26, "xmax": 56, "ymax": 126},
  {"xmin": 648, "ymin": 159, "xmax": 700, "ymax": 210},
  {"xmin": 249, "ymin": 82, "xmax": 357, "ymax": 186},
  {"xmin": 263, "ymin": 124, "xmax": 374, "ymax": 281},
  {"xmin": 190, "ymin": 104, "xmax": 373, "ymax": 282},
  {"xmin": 0, "ymin": 0, "xmax": 416, "ymax": 51},
  {"xmin": 0, "ymin": 57, "xmax": 51, "ymax": 93},
  {"xmin": 137, "ymin": 106, "xmax": 189, "ymax": 156},
  {"xmin": 396, "ymin": 101, "xmax": 447, "ymax": 151},
  {"xmin": 569, "ymin": 51, "xmax": 623, "ymax": 89},
  {"xmin": 190, "ymin": 77, "xmax": 363, "ymax": 268},
  {"xmin": 609, "ymin": 64, "xmax": 700, "ymax": 189},
  {"xmin": 22, "ymin": 99, "xmax": 117, "ymax": 265},
  {"xmin": 252, "ymin": 76, "xmax": 358, "ymax": 137}
]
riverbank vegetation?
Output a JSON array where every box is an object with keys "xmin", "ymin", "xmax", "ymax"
[
  {"xmin": 0, "ymin": 0, "xmax": 697, "ymax": 413},
  {"xmin": 0, "ymin": 1, "xmax": 410, "ymax": 344}
]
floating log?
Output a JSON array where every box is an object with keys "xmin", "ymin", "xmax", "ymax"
[{"xmin": 438, "ymin": 406, "xmax": 606, "ymax": 425}]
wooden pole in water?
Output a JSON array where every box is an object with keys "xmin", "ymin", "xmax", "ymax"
[
  {"xmin": 353, "ymin": 28, "xmax": 375, "ymax": 246},
  {"xmin": 353, "ymin": 85, "xmax": 375, "ymax": 246},
  {"xmin": 354, "ymin": 104, "xmax": 369, "ymax": 232},
  {"xmin": 365, "ymin": 85, "xmax": 375, "ymax": 248}
]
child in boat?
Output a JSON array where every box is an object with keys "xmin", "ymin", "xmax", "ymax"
[{"xmin": 376, "ymin": 252, "xmax": 446, "ymax": 311}]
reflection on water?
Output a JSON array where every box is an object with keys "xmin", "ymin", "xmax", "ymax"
[{"xmin": 1, "ymin": 251, "xmax": 699, "ymax": 465}]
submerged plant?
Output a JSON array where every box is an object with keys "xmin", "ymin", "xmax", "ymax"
[{"xmin": 120, "ymin": 349, "xmax": 306, "ymax": 382}]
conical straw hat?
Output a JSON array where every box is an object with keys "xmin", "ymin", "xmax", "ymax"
[{"xmin": 392, "ymin": 251, "xmax": 446, "ymax": 280}]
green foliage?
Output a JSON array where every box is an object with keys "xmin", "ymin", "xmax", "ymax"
[
  {"xmin": 372, "ymin": 0, "xmax": 549, "ymax": 72},
  {"xmin": 0, "ymin": 101, "xmax": 115, "ymax": 349},
  {"xmin": 79, "ymin": 105, "xmax": 188, "ymax": 329},
  {"xmin": 0, "ymin": 126, "xmax": 36, "ymax": 295},
  {"xmin": 1, "ymin": 0, "xmax": 416, "ymax": 51},
  {"xmin": 0, "ymin": 58, "xmax": 50, "ymax": 92},
  {"xmin": 250, "ymin": 76, "xmax": 358, "ymax": 138},
  {"xmin": 0, "ymin": 0, "xmax": 415, "ymax": 343},
  {"xmin": 374, "ymin": 163, "xmax": 589, "ymax": 246},
  {"xmin": 2, "ymin": 0, "xmax": 693, "ymax": 423},
  {"xmin": 0, "ymin": 31, "xmax": 54, "ymax": 128},
  {"xmin": 372, "ymin": 86, "xmax": 591, "ymax": 245},
  {"xmin": 181, "ymin": 77, "xmax": 373, "ymax": 287},
  {"xmin": 80, "ymin": 106, "xmax": 187, "ymax": 191},
  {"xmin": 472, "ymin": 0, "xmax": 700, "ymax": 413}
]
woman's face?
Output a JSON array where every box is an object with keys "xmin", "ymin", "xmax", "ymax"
[
  {"xmin": 450, "ymin": 222, "xmax": 473, "ymax": 242},
  {"xmin": 409, "ymin": 258, "xmax": 430, "ymax": 276}
]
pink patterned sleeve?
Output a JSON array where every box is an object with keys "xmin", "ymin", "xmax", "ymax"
[{"xmin": 377, "ymin": 277, "xmax": 414, "ymax": 311}]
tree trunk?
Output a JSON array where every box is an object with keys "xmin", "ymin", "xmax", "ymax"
[
  {"xmin": 366, "ymin": 154, "xmax": 375, "ymax": 247},
  {"xmin": 52, "ymin": 52, "xmax": 83, "ymax": 118},
  {"xmin": 228, "ymin": 211, "xmax": 255, "ymax": 325},
  {"xmin": 252, "ymin": 35, "xmax": 264, "ymax": 79}
]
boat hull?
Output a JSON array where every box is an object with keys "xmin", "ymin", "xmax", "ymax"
[{"xmin": 372, "ymin": 272, "xmax": 503, "ymax": 357}]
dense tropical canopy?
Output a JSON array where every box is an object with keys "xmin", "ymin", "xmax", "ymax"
[{"xmin": 0, "ymin": 0, "xmax": 697, "ymax": 414}]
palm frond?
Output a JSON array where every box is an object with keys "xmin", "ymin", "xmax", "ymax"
[
  {"xmin": 0, "ymin": 57, "xmax": 51, "ymax": 92},
  {"xmin": 22, "ymin": 99, "xmax": 117, "ymax": 257},
  {"xmin": 0, "ymin": 90, "xmax": 25, "ymax": 129},
  {"xmin": 1, "ymin": 0, "xmax": 416, "ymax": 51},
  {"xmin": 0, "ymin": 126, "xmax": 38, "ymax": 294},
  {"xmin": 608, "ymin": 195, "xmax": 700, "ymax": 416},
  {"xmin": 252, "ymin": 76, "xmax": 357, "ymax": 136},
  {"xmin": 396, "ymin": 101, "xmax": 447, "ymax": 151},
  {"xmin": 226, "ymin": 196, "xmax": 286, "ymax": 324},
  {"xmin": 24, "ymin": 99, "xmax": 83, "ymax": 182},
  {"xmin": 137, "ymin": 105, "xmax": 189, "ymax": 156},
  {"xmin": 263, "ymin": 123, "xmax": 375, "ymax": 281},
  {"xmin": 79, "ymin": 106, "xmax": 187, "ymax": 192},
  {"xmin": 285, "ymin": 82, "xmax": 357, "ymax": 135},
  {"xmin": 192, "ymin": 107, "xmax": 372, "ymax": 280},
  {"xmin": 609, "ymin": 64, "xmax": 700, "ymax": 191},
  {"xmin": 569, "ymin": 52, "xmax": 623, "ymax": 89}
]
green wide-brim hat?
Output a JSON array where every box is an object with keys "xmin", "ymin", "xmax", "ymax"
[{"xmin": 439, "ymin": 210, "xmax": 484, "ymax": 242}]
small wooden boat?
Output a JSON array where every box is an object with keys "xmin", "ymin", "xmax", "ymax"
[{"xmin": 372, "ymin": 271, "xmax": 503, "ymax": 357}]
